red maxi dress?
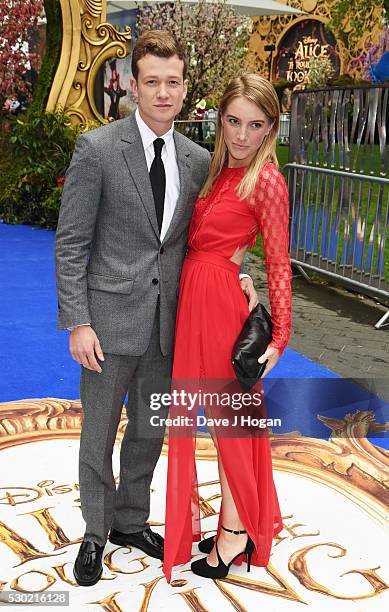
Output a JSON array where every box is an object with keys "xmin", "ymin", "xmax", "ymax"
[{"xmin": 163, "ymin": 161, "xmax": 292, "ymax": 582}]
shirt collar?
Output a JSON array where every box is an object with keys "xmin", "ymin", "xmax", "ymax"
[{"xmin": 135, "ymin": 108, "xmax": 174, "ymax": 151}]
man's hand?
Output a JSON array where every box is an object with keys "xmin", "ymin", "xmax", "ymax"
[
  {"xmin": 240, "ymin": 276, "xmax": 259, "ymax": 312},
  {"xmin": 258, "ymin": 346, "xmax": 279, "ymax": 378},
  {"xmin": 70, "ymin": 326, "xmax": 105, "ymax": 373}
]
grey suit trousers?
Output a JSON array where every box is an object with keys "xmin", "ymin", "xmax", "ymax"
[{"xmin": 79, "ymin": 302, "xmax": 172, "ymax": 545}]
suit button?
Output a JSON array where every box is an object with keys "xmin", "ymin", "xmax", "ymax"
[
  {"xmin": 160, "ymin": 246, "xmax": 164, "ymax": 254},
  {"xmin": 152, "ymin": 278, "xmax": 159, "ymax": 285}
]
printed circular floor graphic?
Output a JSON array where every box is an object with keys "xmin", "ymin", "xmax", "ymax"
[{"xmin": 0, "ymin": 399, "xmax": 388, "ymax": 611}]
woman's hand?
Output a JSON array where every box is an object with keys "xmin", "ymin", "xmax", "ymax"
[
  {"xmin": 258, "ymin": 346, "xmax": 279, "ymax": 377},
  {"xmin": 240, "ymin": 277, "xmax": 259, "ymax": 312}
]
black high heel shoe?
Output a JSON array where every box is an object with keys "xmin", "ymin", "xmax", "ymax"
[
  {"xmin": 191, "ymin": 526, "xmax": 255, "ymax": 579},
  {"xmin": 198, "ymin": 534, "xmax": 215, "ymax": 554}
]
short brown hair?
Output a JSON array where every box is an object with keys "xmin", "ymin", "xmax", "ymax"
[{"xmin": 131, "ymin": 30, "xmax": 187, "ymax": 81}]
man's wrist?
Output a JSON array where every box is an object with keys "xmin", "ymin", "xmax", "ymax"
[
  {"xmin": 239, "ymin": 273, "xmax": 251, "ymax": 280},
  {"xmin": 67, "ymin": 323, "xmax": 91, "ymax": 331}
]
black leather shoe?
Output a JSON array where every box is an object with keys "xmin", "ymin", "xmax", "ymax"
[
  {"xmin": 73, "ymin": 540, "xmax": 105, "ymax": 586},
  {"xmin": 109, "ymin": 527, "xmax": 164, "ymax": 560}
]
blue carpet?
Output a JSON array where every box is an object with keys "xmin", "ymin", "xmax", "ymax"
[
  {"xmin": 0, "ymin": 223, "xmax": 80, "ymax": 401},
  {"xmin": 0, "ymin": 223, "xmax": 388, "ymax": 448}
]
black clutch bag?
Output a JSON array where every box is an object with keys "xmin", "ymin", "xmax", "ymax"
[{"xmin": 232, "ymin": 303, "xmax": 273, "ymax": 391}]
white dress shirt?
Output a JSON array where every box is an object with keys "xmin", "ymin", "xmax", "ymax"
[{"xmin": 135, "ymin": 108, "xmax": 180, "ymax": 242}]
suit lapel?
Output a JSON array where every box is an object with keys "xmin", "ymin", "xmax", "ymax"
[
  {"xmin": 120, "ymin": 114, "xmax": 160, "ymax": 239},
  {"xmin": 162, "ymin": 130, "xmax": 191, "ymax": 244},
  {"xmin": 120, "ymin": 115, "xmax": 192, "ymax": 243}
]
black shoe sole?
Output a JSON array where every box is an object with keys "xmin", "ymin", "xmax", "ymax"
[
  {"xmin": 108, "ymin": 534, "xmax": 163, "ymax": 560},
  {"xmin": 73, "ymin": 566, "xmax": 103, "ymax": 587}
]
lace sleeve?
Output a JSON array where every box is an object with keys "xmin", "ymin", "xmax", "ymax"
[{"xmin": 254, "ymin": 164, "xmax": 292, "ymax": 356}]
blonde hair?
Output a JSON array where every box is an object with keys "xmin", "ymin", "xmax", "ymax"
[{"xmin": 200, "ymin": 74, "xmax": 280, "ymax": 200}]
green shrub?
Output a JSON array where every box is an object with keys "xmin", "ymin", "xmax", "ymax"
[{"xmin": 0, "ymin": 109, "xmax": 98, "ymax": 229}]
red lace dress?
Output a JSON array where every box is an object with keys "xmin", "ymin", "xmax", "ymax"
[{"xmin": 162, "ymin": 161, "xmax": 292, "ymax": 582}]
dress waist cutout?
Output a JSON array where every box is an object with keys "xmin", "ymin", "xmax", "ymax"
[{"xmin": 186, "ymin": 249, "xmax": 240, "ymax": 273}]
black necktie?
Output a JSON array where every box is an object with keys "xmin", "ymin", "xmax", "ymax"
[{"xmin": 149, "ymin": 138, "xmax": 166, "ymax": 234}]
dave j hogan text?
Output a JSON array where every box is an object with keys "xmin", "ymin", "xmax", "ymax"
[{"xmin": 150, "ymin": 415, "xmax": 282, "ymax": 429}]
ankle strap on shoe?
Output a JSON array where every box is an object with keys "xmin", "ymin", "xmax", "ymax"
[{"xmin": 221, "ymin": 525, "xmax": 247, "ymax": 535}]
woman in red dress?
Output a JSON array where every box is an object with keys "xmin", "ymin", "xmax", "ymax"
[{"xmin": 163, "ymin": 74, "xmax": 292, "ymax": 582}]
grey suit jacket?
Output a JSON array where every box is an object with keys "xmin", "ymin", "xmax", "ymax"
[{"xmin": 55, "ymin": 112, "xmax": 210, "ymax": 356}]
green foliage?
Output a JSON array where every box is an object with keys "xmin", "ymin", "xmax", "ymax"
[
  {"xmin": 327, "ymin": 1, "xmax": 385, "ymax": 47},
  {"xmin": 28, "ymin": 0, "xmax": 62, "ymax": 115},
  {"xmin": 306, "ymin": 56, "xmax": 335, "ymax": 89},
  {"xmin": 9, "ymin": 110, "xmax": 77, "ymax": 165},
  {"xmin": 0, "ymin": 0, "xmax": 79, "ymax": 228},
  {"xmin": 0, "ymin": 109, "xmax": 93, "ymax": 229},
  {"xmin": 327, "ymin": 74, "xmax": 370, "ymax": 87}
]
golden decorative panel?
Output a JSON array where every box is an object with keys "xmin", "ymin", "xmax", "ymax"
[
  {"xmin": 0, "ymin": 398, "xmax": 387, "ymax": 516},
  {"xmin": 46, "ymin": 0, "xmax": 132, "ymax": 128},
  {"xmin": 250, "ymin": 0, "xmax": 385, "ymax": 81},
  {"xmin": 0, "ymin": 398, "xmax": 388, "ymax": 607}
]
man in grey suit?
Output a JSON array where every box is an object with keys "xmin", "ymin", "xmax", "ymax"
[{"xmin": 55, "ymin": 30, "xmax": 256, "ymax": 586}]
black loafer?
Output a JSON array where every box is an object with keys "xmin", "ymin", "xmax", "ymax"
[
  {"xmin": 109, "ymin": 527, "xmax": 164, "ymax": 560},
  {"xmin": 73, "ymin": 539, "xmax": 105, "ymax": 586}
]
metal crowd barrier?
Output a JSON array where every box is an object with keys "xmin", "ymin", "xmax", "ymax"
[
  {"xmin": 279, "ymin": 112, "xmax": 291, "ymax": 143},
  {"xmin": 284, "ymin": 162, "xmax": 389, "ymax": 328},
  {"xmin": 287, "ymin": 85, "xmax": 389, "ymax": 329},
  {"xmin": 176, "ymin": 114, "xmax": 291, "ymax": 150},
  {"xmin": 174, "ymin": 119, "xmax": 216, "ymax": 151}
]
